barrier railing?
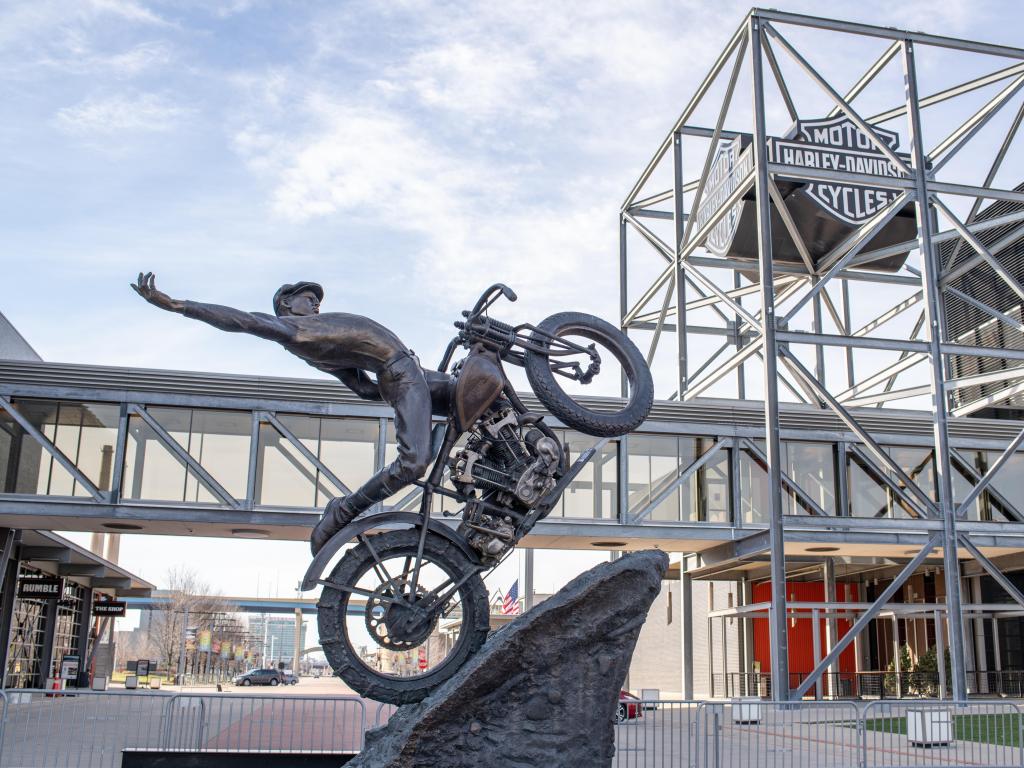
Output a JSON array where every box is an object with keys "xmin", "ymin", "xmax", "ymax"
[
  {"xmin": 861, "ymin": 700, "xmax": 1024, "ymax": 768},
  {"xmin": 0, "ymin": 688, "xmax": 365, "ymax": 767},
  {"xmin": 373, "ymin": 701, "xmax": 398, "ymax": 728},
  {"xmin": 613, "ymin": 700, "xmax": 699, "ymax": 768},
  {"xmin": 2, "ymin": 689, "xmax": 1023, "ymax": 767},
  {"xmin": 166, "ymin": 693, "xmax": 365, "ymax": 753},
  {"xmin": 700, "ymin": 700, "xmax": 863, "ymax": 768},
  {"xmin": 0, "ymin": 688, "xmax": 175, "ymax": 768}
]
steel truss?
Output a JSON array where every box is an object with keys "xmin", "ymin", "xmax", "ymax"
[{"xmin": 621, "ymin": 9, "xmax": 1024, "ymax": 700}]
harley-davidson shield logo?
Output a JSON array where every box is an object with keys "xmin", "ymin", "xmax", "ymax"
[
  {"xmin": 694, "ymin": 134, "xmax": 753, "ymax": 256},
  {"xmin": 768, "ymin": 115, "xmax": 910, "ymax": 225}
]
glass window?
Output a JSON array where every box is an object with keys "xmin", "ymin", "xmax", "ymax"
[
  {"xmin": 123, "ymin": 408, "xmax": 189, "ymax": 501},
  {"xmin": 700, "ymin": 441, "xmax": 730, "ymax": 524},
  {"xmin": 256, "ymin": 415, "xmax": 321, "ymax": 508},
  {"xmin": 627, "ymin": 435, "xmax": 725, "ymax": 523},
  {"xmin": 258, "ymin": 415, "xmax": 377, "ymax": 509},
  {"xmin": 0, "ymin": 399, "xmax": 119, "ymax": 498},
  {"xmin": 980, "ymin": 450, "xmax": 1024, "ymax": 522},
  {"xmin": 847, "ymin": 450, "xmax": 919, "ymax": 519},
  {"xmin": 123, "ymin": 407, "xmax": 251, "ymax": 504},
  {"xmin": 888, "ymin": 447, "xmax": 935, "ymax": 502},
  {"xmin": 738, "ymin": 448, "xmax": 769, "ymax": 525},
  {"xmin": 5, "ymin": 565, "xmax": 49, "ymax": 688},
  {"xmin": 785, "ymin": 442, "xmax": 836, "ymax": 516},
  {"xmin": 628, "ymin": 434, "xmax": 681, "ymax": 522},
  {"xmin": 183, "ymin": 410, "xmax": 251, "ymax": 502},
  {"xmin": 555, "ymin": 432, "xmax": 617, "ymax": 519},
  {"xmin": 319, "ymin": 418, "xmax": 380, "ymax": 507}
]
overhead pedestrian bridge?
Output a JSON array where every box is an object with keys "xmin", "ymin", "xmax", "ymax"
[{"xmin": 2, "ymin": 359, "xmax": 1024, "ymax": 566}]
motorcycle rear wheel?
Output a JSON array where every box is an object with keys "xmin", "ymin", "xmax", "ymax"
[
  {"xmin": 525, "ymin": 311, "xmax": 653, "ymax": 437},
  {"xmin": 318, "ymin": 529, "xmax": 490, "ymax": 705}
]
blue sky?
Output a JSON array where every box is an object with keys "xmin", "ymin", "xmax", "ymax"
[{"xmin": 1, "ymin": 0, "xmax": 1018, "ymax": 615}]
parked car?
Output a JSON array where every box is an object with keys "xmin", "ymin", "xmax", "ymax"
[
  {"xmin": 616, "ymin": 690, "xmax": 642, "ymax": 723},
  {"xmin": 282, "ymin": 672, "xmax": 299, "ymax": 685},
  {"xmin": 233, "ymin": 669, "xmax": 284, "ymax": 687}
]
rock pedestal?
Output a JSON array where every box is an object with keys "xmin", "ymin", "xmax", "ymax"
[{"xmin": 348, "ymin": 549, "xmax": 669, "ymax": 768}]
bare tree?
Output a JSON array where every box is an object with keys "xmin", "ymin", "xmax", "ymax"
[{"xmin": 142, "ymin": 566, "xmax": 239, "ymax": 673}]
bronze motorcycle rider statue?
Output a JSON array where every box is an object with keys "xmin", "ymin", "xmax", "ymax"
[{"xmin": 131, "ymin": 272, "xmax": 449, "ymax": 554}]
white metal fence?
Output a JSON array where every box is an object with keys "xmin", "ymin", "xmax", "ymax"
[{"xmin": 3, "ymin": 691, "xmax": 1024, "ymax": 767}]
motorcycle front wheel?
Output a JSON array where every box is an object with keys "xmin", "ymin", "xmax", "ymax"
[
  {"xmin": 317, "ymin": 529, "xmax": 490, "ymax": 705},
  {"xmin": 525, "ymin": 311, "xmax": 654, "ymax": 437}
]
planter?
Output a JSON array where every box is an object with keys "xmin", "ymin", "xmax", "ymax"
[
  {"xmin": 907, "ymin": 709, "xmax": 954, "ymax": 747},
  {"xmin": 733, "ymin": 698, "xmax": 761, "ymax": 724}
]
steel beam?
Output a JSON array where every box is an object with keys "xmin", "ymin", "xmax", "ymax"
[
  {"xmin": 750, "ymin": 14, "xmax": 791, "ymax": 700},
  {"xmin": 903, "ymin": 38, "xmax": 968, "ymax": 700}
]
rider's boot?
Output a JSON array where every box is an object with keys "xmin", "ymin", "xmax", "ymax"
[
  {"xmin": 309, "ymin": 475, "xmax": 398, "ymax": 555},
  {"xmin": 310, "ymin": 497, "xmax": 359, "ymax": 555}
]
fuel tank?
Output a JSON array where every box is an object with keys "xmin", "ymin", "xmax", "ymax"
[{"xmin": 452, "ymin": 347, "xmax": 506, "ymax": 432}]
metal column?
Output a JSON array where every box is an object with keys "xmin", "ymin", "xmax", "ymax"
[
  {"xmin": 0, "ymin": 534, "xmax": 20, "ymax": 681},
  {"xmin": 750, "ymin": 13, "xmax": 791, "ymax": 700},
  {"xmin": 681, "ymin": 557, "xmax": 694, "ymax": 699},
  {"xmin": 823, "ymin": 559, "xmax": 839, "ymax": 697},
  {"xmin": 36, "ymin": 595, "xmax": 59, "ymax": 688},
  {"xmin": 902, "ymin": 39, "xmax": 968, "ymax": 700},
  {"xmin": 75, "ymin": 588, "xmax": 93, "ymax": 687},
  {"xmin": 523, "ymin": 548, "xmax": 535, "ymax": 611}
]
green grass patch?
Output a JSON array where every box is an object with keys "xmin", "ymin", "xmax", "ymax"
[{"xmin": 862, "ymin": 714, "xmax": 1022, "ymax": 747}]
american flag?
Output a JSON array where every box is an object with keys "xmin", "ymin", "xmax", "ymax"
[{"xmin": 502, "ymin": 580, "xmax": 520, "ymax": 615}]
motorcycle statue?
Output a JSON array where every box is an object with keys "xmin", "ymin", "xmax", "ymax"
[{"xmin": 301, "ymin": 284, "xmax": 653, "ymax": 704}]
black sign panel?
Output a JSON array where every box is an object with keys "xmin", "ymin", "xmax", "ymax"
[
  {"xmin": 93, "ymin": 601, "xmax": 126, "ymax": 617},
  {"xmin": 18, "ymin": 577, "xmax": 64, "ymax": 600}
]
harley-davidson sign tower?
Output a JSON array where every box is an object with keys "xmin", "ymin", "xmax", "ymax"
[{"xmin": 619, "ymin": 9, "xmax": 1024, "ymax": 704}]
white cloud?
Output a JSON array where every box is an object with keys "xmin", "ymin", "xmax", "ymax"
[
  {"xmin": 87, "ymin": 0, "xmax": 171, "ymax": 27},
  {"xmin": 399, "ymin": 42, "xmax": 551, "ymax": 124},
  {"xmin": 55, "ymin": 92, "xmax": 190, "ymax": 134}
]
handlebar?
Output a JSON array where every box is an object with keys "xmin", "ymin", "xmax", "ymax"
[{"xmin": 468, "ymin": 283, "xmax": 517, "ymax": 319}]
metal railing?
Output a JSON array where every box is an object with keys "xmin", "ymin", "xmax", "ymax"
[
  {"xmin": 0, "ymin": 688, "xmax": 365, "ymax": 767},
  {"xmin": 714, "ymin": 670, "xmax": 1024, "ymax": 700},
  {"xmin": 3, "ymin": 690, "xmax": 1024, "ymax": 767},
  {"xmin": 702, "ymin": 700, "xmax": 863, "ymax": 768},
  {"xmin": 861, "ymin": 700, "xmax": 1024, "ymax": 768},
  {"xmin": 613, "ymin": 700, "xmax": 700, "ymax": 768}
]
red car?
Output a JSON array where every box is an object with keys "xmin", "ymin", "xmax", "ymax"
[{"xmin": 616, "ymin": 690, "xmax": 642, "ymax": 723}]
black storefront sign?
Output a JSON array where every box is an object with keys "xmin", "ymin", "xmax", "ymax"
[
  {"xmin": 17, "ymin": 577, "xmax": 64, "ymax": 600},
  {"xmin": 92, "ymin": 601, "xmax": 127, "ymax": 617}
]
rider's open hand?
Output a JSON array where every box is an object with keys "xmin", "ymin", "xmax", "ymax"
[{"xmin": 131, "ymin": 272, "xmax": 183, "ymax": 312}]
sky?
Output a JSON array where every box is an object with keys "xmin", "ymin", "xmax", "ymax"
[{"xmin": 2, "ymin": 0, "xmax": 1021, "ymax": 640}]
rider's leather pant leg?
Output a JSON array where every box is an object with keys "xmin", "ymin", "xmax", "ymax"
[{"xmin": 311, "ymin": 355, "xmax": 437, "ymax": 553}]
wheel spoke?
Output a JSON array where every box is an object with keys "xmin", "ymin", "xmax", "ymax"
[
  {"xmin": 316, "ymin": 578, "xmax": 404, "ymax": 607},
  {"xmin": 358, "ymin": 534, "xmax": 407, "ymax": 603}
]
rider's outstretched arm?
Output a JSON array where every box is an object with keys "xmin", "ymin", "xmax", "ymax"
[
  {"xmin": 180, "ymin": 301, "xmax": 292, "ymax": 343},
  {"xmin": 132, "ymin": 272, "xmax": 293, "ymax": 344}
]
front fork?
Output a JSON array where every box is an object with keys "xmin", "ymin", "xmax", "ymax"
[{"xmin": 408, "ymin": 422, "xmax": 461, "ymax": 598}]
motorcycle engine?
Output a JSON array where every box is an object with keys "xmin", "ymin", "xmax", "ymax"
[{"xmin": 451, "ymin": 406, "xmax": 562, "ymax": 561}]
